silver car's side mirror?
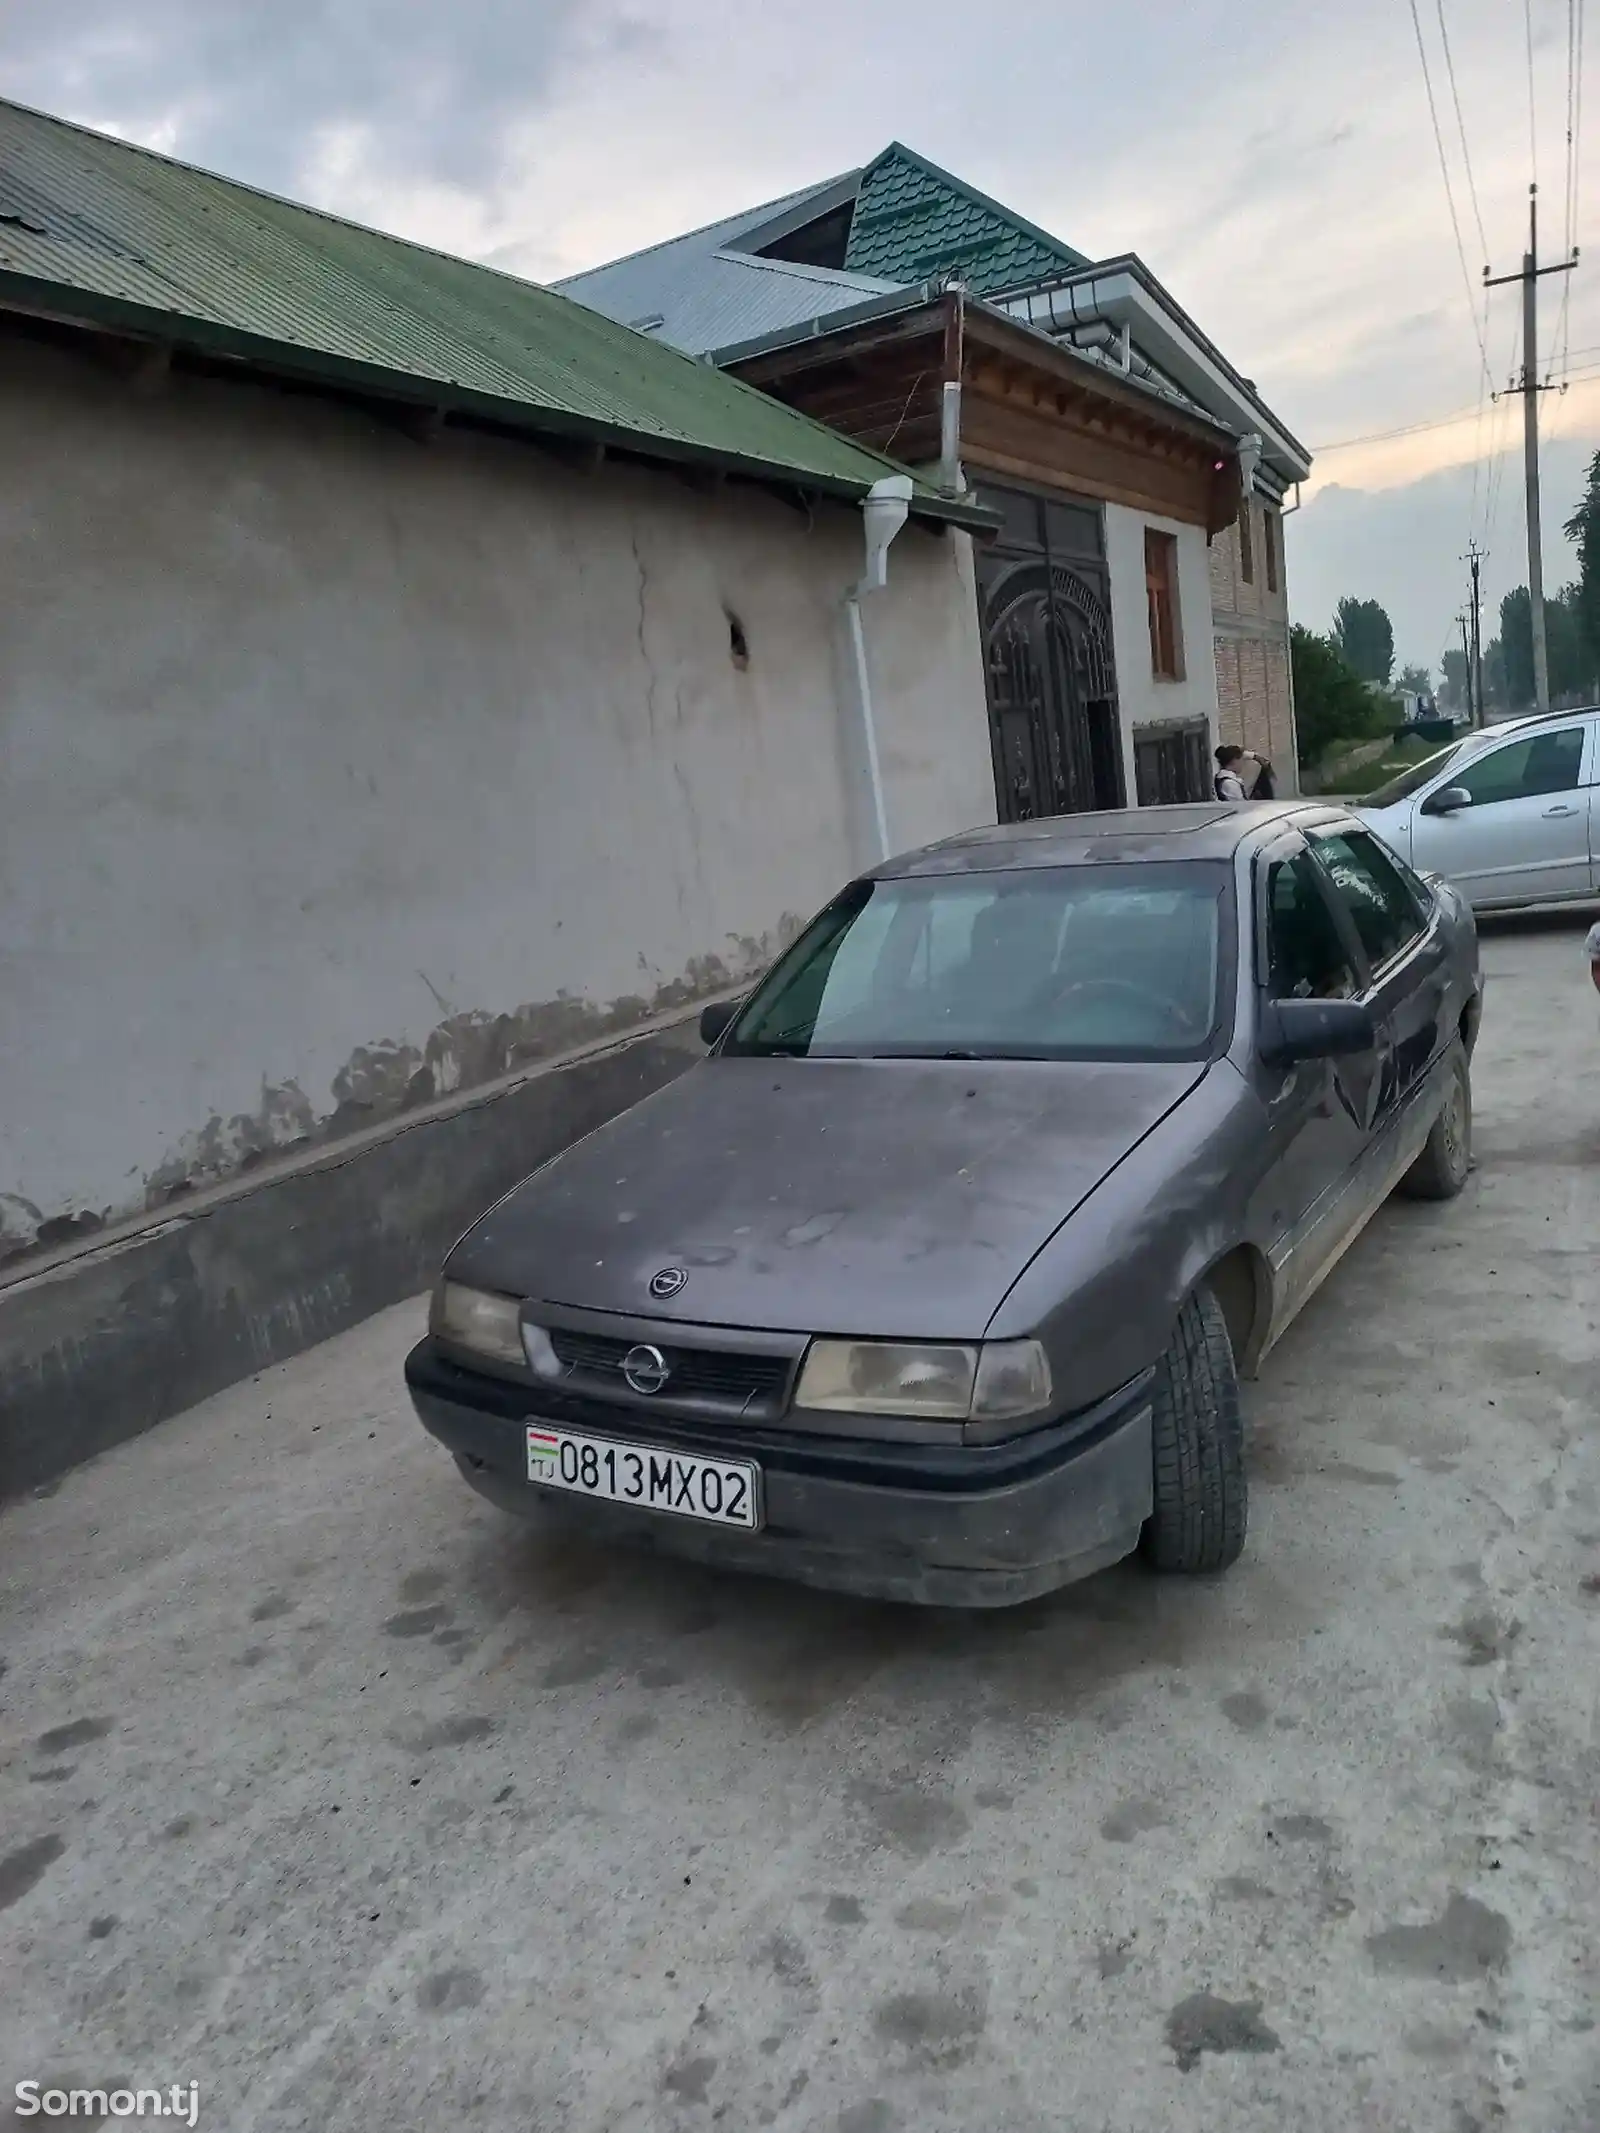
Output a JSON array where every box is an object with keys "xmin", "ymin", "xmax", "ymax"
[{"xmin": 1421, "ymin": 785, "xmax": 1473, "ymax": 816}]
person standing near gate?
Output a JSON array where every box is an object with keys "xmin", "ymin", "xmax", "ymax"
[{"xmin": 1214, "ymin": 744, "xmax": 1275, "ymax": 801}]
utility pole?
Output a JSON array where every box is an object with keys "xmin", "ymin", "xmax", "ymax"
[
  {"xmin": 1464, "ymin": 539, "xmax": 1485, "ymax": 727},
  {"xmin": 1485, "ymin": 185, "xmax": 1577, "ymax": 717},
  {"xmin": 1458, "ymin": 610, "xmax": 1473, "ymax": 726}
]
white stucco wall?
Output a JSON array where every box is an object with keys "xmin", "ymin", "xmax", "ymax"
[
  {"xmin": 1103, "ymin": 502, "xmax": 1220, "ymax": 791},
  {"xmin": 0, "ymin": 335, "xmax": 994, "ymax": 1254}
]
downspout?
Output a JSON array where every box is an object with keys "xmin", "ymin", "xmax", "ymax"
[
  {"xmin": 939, "ymin": 286, "xmax": 967, "ymax": 496},
  {"xmin": 843, "ymin": 474, "xmax": 914, "ymax": 865},
  {"xmin": 1278, "ymin": 480, "xmax": 1303, "ymax": 789}
]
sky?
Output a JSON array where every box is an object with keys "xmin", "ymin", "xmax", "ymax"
[{"xmin": 9, "ymin": 0, "xmax": 1597, "ymax": 679}]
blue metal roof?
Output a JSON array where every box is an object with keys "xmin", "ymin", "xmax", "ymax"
[{"xmin": 556, "ymin": 176, "xmax": 899, "ymax": 358}]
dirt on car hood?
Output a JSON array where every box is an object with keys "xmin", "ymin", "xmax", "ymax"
[{"xmin": 447, "ymin": 1053, "xmax": 1207, "ymax": 1341}]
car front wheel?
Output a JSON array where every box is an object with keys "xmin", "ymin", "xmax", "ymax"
[
  {"xmin": 1397, "ymin": 1041, "xmax": 1472, "ymax": 1200},
  {"xmin": 1141, "ymin": 1286, "xmax": 1247, "ymax": 1575}
]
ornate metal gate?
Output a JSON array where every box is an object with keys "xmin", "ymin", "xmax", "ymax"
[{"xmin": 973, "ymin": 486, "xmax": 1123, "ymax": 822}]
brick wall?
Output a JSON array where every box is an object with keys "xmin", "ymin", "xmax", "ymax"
[
  {"xmin": 1211, "ymin": 634, "xmax": 1299, "ymax": 792},
  {"xmin": 1209, "ymin": 501, "xmax": 1289, "ymax": 626},
  {"xmin": 1210, "ymin": 495, "xmax": 1297, "ymax": 793}
]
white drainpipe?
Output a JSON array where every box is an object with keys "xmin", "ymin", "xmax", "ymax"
[{"xmin": 843, "ymin": 474, "xmax": 914, "ymax": 865}]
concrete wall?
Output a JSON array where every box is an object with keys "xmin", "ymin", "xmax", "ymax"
[
  {"xmin": 1103, "ymin": 501, "xmax": 1221, "ymax": 789},
  {"xmin": 0, "ymin": 332, "xmax": 994, "ymax": 1263}
]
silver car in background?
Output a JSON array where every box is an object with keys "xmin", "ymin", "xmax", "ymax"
[{"xmin": 1357, "ymin": 704, "xmax": 1600, "ymax": 909}]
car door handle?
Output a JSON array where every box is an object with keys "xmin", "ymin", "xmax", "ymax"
[{"xmin": 1542, "ymin": 804, "xmax": 1579, "ymax": 817}]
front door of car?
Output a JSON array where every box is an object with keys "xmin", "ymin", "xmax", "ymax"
[
  {"xmin": 1410, "ymin": 721, "xmax": 1591, "ymax": 904},
  {"xmin": 1250, "ymin": 845, "xmax": 1382, "ymax": 1328},
  {"xmin": 1308, "ymin": 825, "xmax": 1446, "ymax": 1123}
]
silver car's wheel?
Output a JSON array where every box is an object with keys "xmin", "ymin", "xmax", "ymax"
[
  {"xmin": 1141, "ymin": 1287, "xmax": 1247, "ymax": 1576},
  {"xmin": 1397, "ymin": 1043, "xmax": 1472, "ymax": 1201}
]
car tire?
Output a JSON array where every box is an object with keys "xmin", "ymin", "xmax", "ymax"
[
  {"xmin": 1397, "ymin": 1043, "xmax": 1472, "ymax": 1201},
  {"xmin": 1140, "ymin": 1286, "xmax": 1247, "ymax": 1576}
]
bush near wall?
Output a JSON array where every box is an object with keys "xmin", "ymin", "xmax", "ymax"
[{"xmin": 1291, "ymin": 624, "xmax": 1393, "ymax": 770}]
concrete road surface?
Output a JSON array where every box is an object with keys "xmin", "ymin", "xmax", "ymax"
[{"xmin": 3, "ymin": 914, "xmax": 1597, "ymax": 2133}]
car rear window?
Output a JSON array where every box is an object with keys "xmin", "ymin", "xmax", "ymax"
[{"xmin": 725, "ymin": 863, "xmax": 1232, "ymax": 1062}]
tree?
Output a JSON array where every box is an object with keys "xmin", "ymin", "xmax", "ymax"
[
  {"xmin": 1547, "ymin": 585, "xmax": 1590, "ymax": 702},
  {"xmin": 1331, "ymin": 596, "xmax": 1395, "ymax": 685},
  {"xmin": 1489, "ymin": 582, "xmax": 1593, "ymax": 709},
  {"xmin": 1499, "ymin": 586, "xmax": 1534, "ymax": 708},
  {"xmin": 1563, "ymin": 447, "xmax": 1600, "ymax": 680},
  {"xmin": 1291, "ymin": 624, "xmax": 1389, "ymax": 767},
  {"xmin": 1440, "ymin": 647, "xmax": 1468, "ymax": 711},
  {"xmin": 1482, "ymin": 637, "xmax": 1507, "ymax": 711},
  {"xmin": 1396, "ymin": 662, "xmax": 1433, "ymax": 697}
]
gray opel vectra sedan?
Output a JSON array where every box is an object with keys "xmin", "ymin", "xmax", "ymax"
[{"xmin": 406, "ymin": 801, "xmax": 1482, "ymax": 1607}]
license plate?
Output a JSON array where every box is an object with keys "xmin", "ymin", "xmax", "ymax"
[{"xmin": 525, "ymin": 1425, "xmax": 761, "ymax": 1530}]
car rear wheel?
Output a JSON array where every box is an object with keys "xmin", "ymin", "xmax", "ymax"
[
  {"xmin": 1140, "ymin": 1286, "xmax": 1247, "ymax": 1575},
  {"xmin": 1397, "ymin": 1042, "xmax": 1472, "ymax": 1201}
]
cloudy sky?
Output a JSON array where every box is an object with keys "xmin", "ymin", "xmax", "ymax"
[{"xmin": 11, "ymin": 0, "xmax": 1597, "ymax": 676}]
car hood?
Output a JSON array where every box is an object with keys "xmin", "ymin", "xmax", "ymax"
[{"xmin": 448, "ymin": 1055, "xmax": 1207, "ymax": 1340}]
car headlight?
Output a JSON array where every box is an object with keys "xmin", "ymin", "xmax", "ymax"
[
  {"xmin": 430, "ymin": 1281, "xmax": 525, "ymax": 1367},
  {"xmin": 795, "ymin": 1338, "xmax": 1051, "ymax": 1422}
]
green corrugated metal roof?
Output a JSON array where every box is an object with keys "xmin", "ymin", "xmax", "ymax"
[
  {"xmin": 0, "ymin": 101, "xmax": 990, "ymax": 525},
  {"xmin": 843, "ymin": 144, "xmax": 1085, "ymax": 297}
]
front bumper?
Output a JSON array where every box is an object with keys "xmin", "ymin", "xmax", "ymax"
[{"xmin": 405, "ymin": 1340, "xmax": 1154, "ymax": 1608}]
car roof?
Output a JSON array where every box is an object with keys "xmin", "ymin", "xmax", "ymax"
[
  {"xmin": 876, "ymin": 801, "xmax": 1342, "ymax": 876},
  {"xmin": 1458, "ymin": 704, "xmax": 1598, "ymax": 749}
]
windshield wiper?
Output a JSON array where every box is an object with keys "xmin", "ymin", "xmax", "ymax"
[
  {"xmin": 744, "ymin": 1022, "xmax": 817, "ymax": 1056},
  {"xmin": 858, "ymin": 1047, "xmax": 986, "ymax": 1060}
]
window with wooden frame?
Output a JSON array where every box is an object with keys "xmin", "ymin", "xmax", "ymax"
[
  {"xmin": 1144, "ymin": 529, "xmax": 1183, "ymax": 681},
  {"xmin": 1263, "ymin": 506, "xmax": 1280, "ymax": 594},
  {"xmin": 1237, "ymin": 499, "xmax": 1255, "ymax": 584}
]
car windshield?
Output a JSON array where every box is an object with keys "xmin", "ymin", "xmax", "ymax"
[
  {"xmin": 725, "ymin": 862, "xmax": 1230, "ymax": 1062},
  {"xmin": 1361, "ymin": 740, "xmax": 1474, "ymax": 808}
]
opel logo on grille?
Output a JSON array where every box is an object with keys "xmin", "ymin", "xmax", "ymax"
[
  {"xmin": 622, "ymin": 1343, "xmax": 670, "ymax": 1395},
  {"xmin": 649, "ymin": 1265, "xmax": 688, "ymax": 1299}
]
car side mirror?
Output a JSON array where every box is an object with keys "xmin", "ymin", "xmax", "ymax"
[
  {"xmin": 1421, "ymin": 785, "xmax": 1473, "ymax": 816},
  {"xmin": 699, "ymin": 998, "xmax": 741, "ymax": 1048},
  {"xmin": 1260, "ymin": 997, "xmax": 1377, "ymax": 1066}
]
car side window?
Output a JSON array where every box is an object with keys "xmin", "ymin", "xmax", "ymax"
[
  {"xmin": 1264, "ymin": 855, "xmax": 1357, "ymax": 1001},
  {"xmin": 1451, "ymin": 726, "xmax": 1583, "ymax": 807},
  {"xmin": 1311, "ymin": 831, "xmax": 1424, "ymax": 972}
]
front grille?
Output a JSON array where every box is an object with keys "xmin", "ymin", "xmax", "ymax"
[{"xmin": 547, "ymin": 1328, "xmax": 791, "ymax": 1411}]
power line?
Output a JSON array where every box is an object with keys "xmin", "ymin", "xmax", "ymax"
[
  {"xmin": 1577, "ymin": 0, "xmax": 1588, "ymax": 246},
  {"xmin": 1470, "ymin": 283, "xmax": 1493, "ymax": 531},
  {"xmin": 1432, "ymin": 0, "xmax": 1496, "ymax": 511},
  {"xmin": 1483, "ymin": 304, "xmax": 1522, "ymax": 545},
  {"xmin": 1313, "ymin": 401, "xmax": 1484, "ymax": 453},
  {"xmin": 1406, "ymin": 0, "xmax": 1494, "ymax": 385},
  {"xmin": 1549, "ymin": 0, "xmax": 1580, "ymax": 377},
  {"xmin": 1314, "ymin": 360, "xmax": 1600, "ymax": 460},
  {"xmin": 1308, "ymin": 363, "xmax": 1600, "ymax": 455},
  {"xmin": 1570, "ymin": 0, "xmax": 1587, "ymax": 255},
  {"xmin": 1436, "ymin": 0, "xmax": 1491, "ymax": 262},
  {"xmin": 1570, "ymin": 0, "xmax": 1587, "ymax": 357}
]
